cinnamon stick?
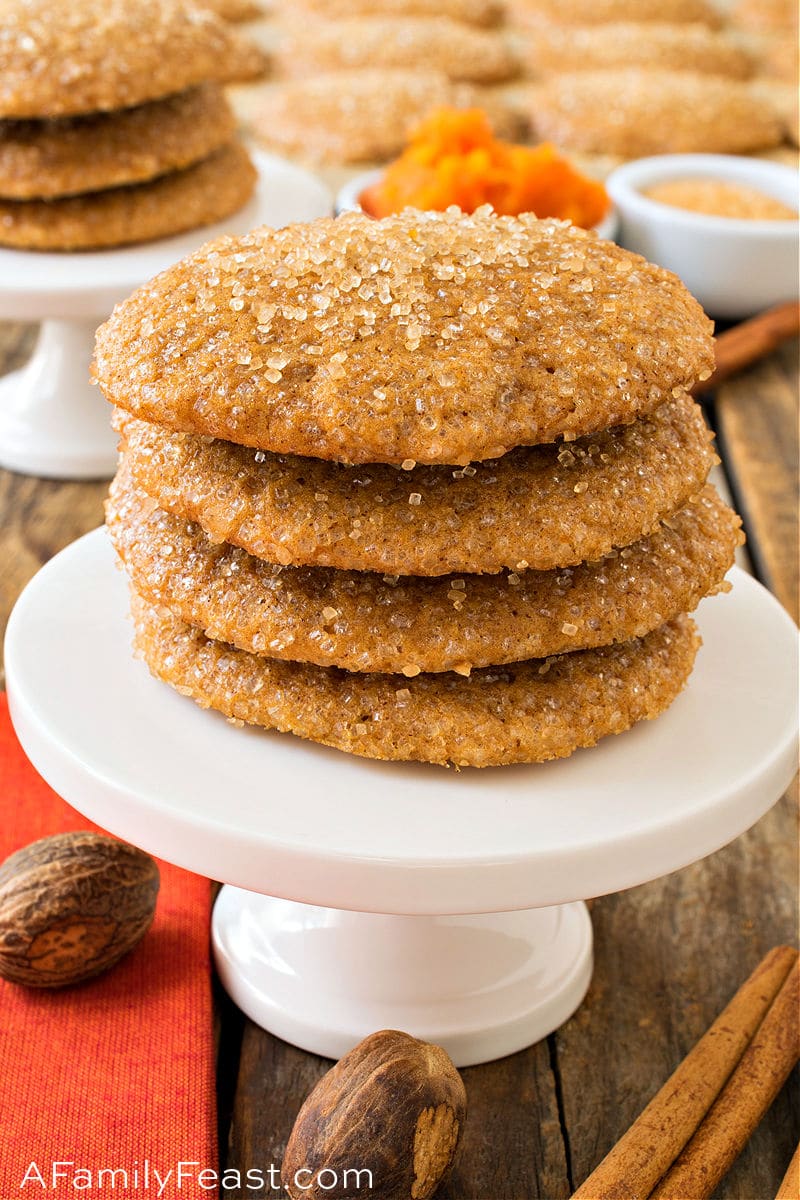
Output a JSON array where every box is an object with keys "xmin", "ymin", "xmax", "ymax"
[
  {"xmin": 775, "ymin": 1144, "xmax": 800, "ymax": 1200},
  {"xmin": 692, "ymin": 300, "xmax": 800, "ymax": 396},
  {"xmin": 651, "ymin": 957, "xmax": 800, "ymax": 1200},
  {"xmin": 570, "ymin": 945, "xmax": 798, "ymax": 1200}
]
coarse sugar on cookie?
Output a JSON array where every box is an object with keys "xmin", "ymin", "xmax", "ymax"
[
  {"xmin": 130, "ymin": 596, "xmax": 700, "ymax": 768},
  {"xmin": 115, "ymin": 393, "xmax": 717, "ymax": 577},
  {"xmin": 0, "ymin": 84, "xmax": 236, "ymax": 201},
  {"xmin": 94, "ymin": 208, "xmax": 714, "ymax": 465},
  {"xmin": 0, "ymin": 0, "xmax": 267, "ymax": 119},
  {"xmin": 108, "ymin": 471, "xmax": 740, "ymax": 674},
  {"xmin": 275, "ymin": 17, "xmax": 517, "ymax": 83},
  {"xmin": 521, "ymin": 23, "xmax": 753, "ymax": 80},
  {"xmin": 253, "ymin": 71, "xmax": 521, "ymax": 166},
  {"xmin": 0, "ymin": 141, "xmax": 256, "ymax": 251},
  {"xmin": 528, "ymin": 70, "xmax": 782, "ymax": 157}
]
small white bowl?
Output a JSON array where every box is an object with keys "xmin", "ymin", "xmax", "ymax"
[
  {"xmin": 335, "ymin": 168, "xmax": 619, "ymax": 241},
  {"xmin": 606, "ymin": 154, "xmax": 799, "ymax": 320}
]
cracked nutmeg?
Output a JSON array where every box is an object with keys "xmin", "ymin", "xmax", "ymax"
[
  {"xmin": 0, "ymin": 831, "xmax": 159, "ymax": 987},
  {"xmin": 282, "ymin": 1029, "xmax": 467, "ymax": 1199}
]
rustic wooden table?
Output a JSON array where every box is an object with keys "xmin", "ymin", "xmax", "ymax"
[{"xmin": 0, "ymin": 322, "xmax": 797, "ymax": 1200}]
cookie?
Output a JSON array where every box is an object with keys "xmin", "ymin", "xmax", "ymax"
[
  {"xmin": 522, "ymin": 23, "xmax": 753, "ymax": 80},
  {"xmin": 529, "ymin": 70, "xmax": 783, "ymax": 157},
  {"xmin": 0, "ymin": 84, "xmax": 236, "ymax": 200},
  {"xmin": 130, "ymin": 595, "xmax": 700, "ymax": 767},
  {"xmin": 253, "ymin": 71, "xmax": 522, "ymax": 166},
  {"xmin": 292, "ymin": 0, "xmax": 502, "ymax": 26},
  {"xmin": 0, "ymin": 141, "xmax": 256, "ymax": 251},
  {"xmin": 0, "ymin": 0, "xmax": 269, "ymax": 119},
  {"xmin": 750, "ymin": 35, "xmax": 800, "ymax": 84},
  {"xmin": 109, "ymin": 470, "xmax": 739, "ymax": 675},
  {"xmin": 731, "ymin": 0, "xmax": 797, "ymax": 33},
  {"xmin": 93, "ymin": 208, "xmax": 714, "ymax": 466},
  {"xmin": 114, "ymin": 393, "xmax": 717, "ymax": 577},
  {"xmin": 750, "ymin": 80, "xmax": 799, "ymax": 147},
  {"xmin": 200, "ymin": 0, "xmax": 263, "ymax": 21},
  {"xmin": 510, "ymin": 0, "xmax": 720, "ymax": 26},
  {"xmin": 275, "ymin": 17, "xmax": 517, "ymax": 84}
]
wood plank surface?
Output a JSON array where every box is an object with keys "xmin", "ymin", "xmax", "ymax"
[
  {"xmin": 1, "ymin": 321, "xmax": 797, "ymax": 1199},
  {"xmin": 0, "ymin": 324, "xmax": 107, "ymax": 687},
  {"xmin": 714, "ymin": 339, "xmax": 799, "ymax": 621}
]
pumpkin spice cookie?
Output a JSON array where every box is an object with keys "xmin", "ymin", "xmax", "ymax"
[
  {"xmin": 130, "ymin": 595, "xmax": 700, "ymax": 768},
  {"xmin": 253, "ymin": 71, "xmax": 521, "ymax": 166},
  {"xmin": 528, "ymin": 70, "xmax": 783, "ymax": 157},
  {"xmin": 114, "ymin": 393, "xmax": 717, "ymax": 577},
  {"xmin": 0, "ymin": 84, "xmax": 236, "ymax": 201},
  {"xmin": 275, "ymin": 17, "xmax": 517, "ymax": 84},
  {"xmin": 200, "ymin": 0, "xmax": 263, "ymax": 21},
  {"xmin": 730, "ymin": 0, "xmax": 798, "ymax": 34},
  {"xmin": 293, "ymin": 0, "xmax": 502, "ymax": 26},
  {"xmin": 510, "ymin": 0, "xmax": 721, "ymax": 26},
  {"xmin": 94, "ymin": 208, "xmax": 714, "ymax": 466},
  {"xmin": 0, "ymin": 0, "xmax": 267, "ymax": 119},
  {"xmin": 109, "ymin": 472, "xmax": 740, "ymax": 675},
  {"xmin": 0, "ymin": 141, "xmax": 256, "ymax": 251},
  {"xmin": 521, "ymin": 23, "xmax": 753, "ymax": 80}
]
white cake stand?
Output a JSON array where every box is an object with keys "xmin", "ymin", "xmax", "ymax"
[
  {"xmin": 4, "ymin": 531, "xmax": 798, "ymax": 1066},
  {"xmin": 0, "ymin": 152, "xmax": 331, "ymax": 480}
]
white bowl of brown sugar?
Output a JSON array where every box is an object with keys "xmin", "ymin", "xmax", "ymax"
[{"xmin": 607, "ymin": 154, "xmax": 798, "ymax": 319}]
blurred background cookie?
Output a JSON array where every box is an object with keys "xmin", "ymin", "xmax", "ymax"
[
  {"xmin": 527, "ymin": 70, "xmax": 783, "ymax": 157},
  {"xmin": 520, "ymin": 21, "xmax": 753, "ymax": 80},
  {"xmin": 274, "ymin": 16, "xmax": 518, "ymax": 83},
  {"xmin": 508, "ymin": 0, "xmax": 721, "ymax": 29},
  {"xmin": 0, "ymin": 0, "xmax": 261, "ymax": 250},
  {"xmin": 0, "ymin": 0, "xmax": 266, "ymax": 118},
  {"xmin": 290, "ymin": 0, "xmax": 502, "ymax": 26},
  {"xmin": 0, "ymin": 84, "xmax": 236, "ymax": 200},
  {"xmin": 252, "ymin": 71, "xmax": 522, "ymax": 166},
  {"xmin": 0, "ymin": 141, "xmax": 256, "ymax": 250},
  {"xmin": 200, "ymin": 0, "xmax": 265, "ymax": 22}
]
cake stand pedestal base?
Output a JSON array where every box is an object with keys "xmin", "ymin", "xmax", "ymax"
[
  {"xmin": 0, "ymin": 320, "xmax": 116, "ymax": 479},
  {"xmin": 213, "ymin": 890, "xmax": 592, "ymax": 1066}
]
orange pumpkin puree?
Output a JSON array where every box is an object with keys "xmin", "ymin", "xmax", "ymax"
[{"xmin": 360, "ymin": 107, "xmax": 611, "ymax": 227}]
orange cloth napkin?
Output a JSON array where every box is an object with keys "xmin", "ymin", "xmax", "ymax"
[{"xmin": 0, "ymin": 693, "xmax": 218, "ymax": 1200}]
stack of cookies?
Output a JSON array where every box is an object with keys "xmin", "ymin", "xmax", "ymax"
[
  {"xmin": 255, "ymin": 0, "xmax": 521, "ymax": 166},
  {"xmin": 0, "ymin": 0, "xmax": 263, "ymax": 251},
  {"xmin": 96, "ymin": 207, "xmax": 742, "ymax": 768},
  {"xmin": 507, "ymin": 0, "xmax": 789, "ymax": 162}
]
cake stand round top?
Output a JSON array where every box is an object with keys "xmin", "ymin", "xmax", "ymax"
[
  {"xmin": 5, "ymin": 529, "xmax": 798, "ymax": 915},
  {"xmin": 0, "ymin": 151, "xmax": 332, "ymax": 321}
]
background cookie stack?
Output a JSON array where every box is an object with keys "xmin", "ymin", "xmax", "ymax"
[
  {"xmin": 234, "ymin": 0, "xmax": 797, "ymax": 176},
  {"xmin": 506, "ymin": 0, "xmax": 796, "ymax": 167},
  {"xmin": 96, "ymin": 207, "xmax": 742, "ymax": 768},
  {"xmin": 0, "ymin": 0, "xmax": 264, "ymax": 251},
  {"xmin": 251, "ymin": 0, "xmax": 523, "ymax": 168}
]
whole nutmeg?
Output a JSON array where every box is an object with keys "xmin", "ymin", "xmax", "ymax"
[
  {"xmin": 0, "ymin": 831, "xmax": 160, "ymax": 987},
  {"xmin": 282, "ymin": 1029, "xmax": 467, "ymax": 1200}
]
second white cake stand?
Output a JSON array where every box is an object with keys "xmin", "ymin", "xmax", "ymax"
[
  {"xmin": 0, "ymin": 151, "xmax": 331, "ymax": 480},
  {"xmin": 5, "ymin": 532, "xmax": 798, "ymax": 1066}
]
